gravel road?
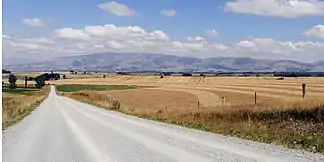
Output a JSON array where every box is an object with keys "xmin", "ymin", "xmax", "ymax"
[{"xmin": 3, "ymin": 86, "xmax": 324, "ymax": 162}]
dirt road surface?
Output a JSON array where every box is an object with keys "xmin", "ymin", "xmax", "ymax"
[{"xmin": 3, "ymin": 86, "xmax": 324, "ymax": 162}]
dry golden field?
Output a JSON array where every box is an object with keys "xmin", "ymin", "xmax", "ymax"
[
  {"xmin": 56, "ymin": 75, "xmax": 324, "ymax": 153},
  {"xmin": 53, "ymin": 75, "xmax": 324, "ymax": 108},
  {"xmin": 2, "ymin": 85, "xmax": 50, "ymax": 129}
]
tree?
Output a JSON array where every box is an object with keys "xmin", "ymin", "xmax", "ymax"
[
  {"xmin": 70, "ymin": 70, "xmax": 74, "ymax": 74},
  {"xmin": 2, "ymin": 69, "xmax": 11, "ymax": 74},
  {"xmin": 8, "ymin": 74, "xmax": 17, "ymax": 89},
  {"xmin": 25, "ymin": 76, "xmax": 28, "ymax": 88},
  {"xmin": 34, "ymin": 75, "xmax": 46, "ymax": 89},
  {"xmin": 62, "ymin": 75, "xmax": 66, "ymax": 79},
  {"xmin": 54, "ymin": 74, "xmax": 60, "ymax": 80},
  {"xmin": 103, "ymin": 75, "xmax": 106, "ymax": 78},
  {"xmin": 182, "ymin": 73, "xmax": 192, "ymax": 77},
  {"xmin": 27, "ymin": 77, "xmax": 34, "ymax": 81}
]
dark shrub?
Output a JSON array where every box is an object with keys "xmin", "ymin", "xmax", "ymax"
[
  {"xmin": 182, "ymin": 73, "xmax": 192, "ymax": 77},
  {"xmin": 34, "ymin": 75, "xmax": 46, "ymax": 89},
  {"xmin": 27, "ymin": 77, "xmax": 34, "ymax": 81},
  {"xmin": 116, "ymin": 72, "xmax": 130, "ymax": 75},
  {"xmin": 8, "ymin": 74, "xmax": 17, "ymax": 89},
  {"xmin": 2, "ymin": 69, "xmax": 11, "ymax": 74}
]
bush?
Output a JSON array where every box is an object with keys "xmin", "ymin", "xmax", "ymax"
[
  {"xmin": 111, "ymin": 100, "xmax": 121, "ymax": 110},
  {"xmin": 182, "ymin": 73, "xmax": 192, "ymax": 77},
  {"xmin": 161, "ymin": 72, "xmax": 172, "ymax": 76},
  {"xmin": 34, "ymin": 75, "xmax": 46, "ymax": 89},
  {"xmin": 116, "ymin": 72, "xmax": 130, "ymax": 75},
  {"xmin": 3, "ymin": 69, "xmax": 11, "ymax": 74},
  {"xmin": 8, "ymin": 74, "xmax": 17, "ymax": 89},
  {"xmin": 27, "ymin": 77, "xmax": 34, "ymax": 81}
]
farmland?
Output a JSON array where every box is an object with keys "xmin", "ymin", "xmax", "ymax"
[
  {"xmin": 53, "ymin": 74, "xmax": 324, "ymax": 153},
  {"xmin": 54, "ymin": 75, "xmax": 324, "ymax": 105},
  {"xmin": 2, "ymin": 85, "xmax": 50, "ymax": 129}
]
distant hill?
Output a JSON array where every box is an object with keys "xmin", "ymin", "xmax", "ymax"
[{"xmin": 3, "ymin": 53, "xmax": 324, "ymax": 72}]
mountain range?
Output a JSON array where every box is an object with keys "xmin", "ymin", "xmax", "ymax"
[{"xmin": 3, "ymin": 53, "xmax": 324, "ymax": 72}]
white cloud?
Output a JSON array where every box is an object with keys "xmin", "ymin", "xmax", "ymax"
[
  {"xmin": 3, "ymin": 36, "xmax": 52, "ymax": 52},
  {"xmin": 14, "ymin": 43, "xmax": 48, "ymax": 50},
  {"xmin": 3, "ymin": 24, "xmax": 324, "ymax": 62},
  {"xmin": 55, "ymin": 28, "xmax": 90, "ymax": 40},
  {"xmin": 303, "ymin": 24, "xmax": 324, "ymax": 39},
  {"xmin": 187, "ymin": 36, "xmax": 206, "ymax": 43},
  {"xmin": 224, "ymin": 0, "xmax": 324, "ymax": 18},
  {"xmin": 22, "ymin": 18, "xmax": 45, "ymax": 27},
  {"xmin": 236, "ymin": 40, "xmax": 257, "ymax": 49},
  {"xmin": 2, "ymin": 34, "xmax": 10, "ymax": 39},
  {"xmin": 58, "ymin": 24, "xmax": 169, "ymax": 42},
  {"xmin": 19, "ymin": 37, "xmax": 55, "ymax": 44},
  {"xmin": 232, "ymin": 38, "xmax": 324, "ymax": 59},
  {"xmin": 161, "ymin": 9, "xmax": 177, "ymax": 16},
  {"xmin": 206, "ymin": 29, "xmax": 218, "ymax": 37},
  {"xmin": 98, "ymin": 1, "xmax": 135, "ymax": 17}
]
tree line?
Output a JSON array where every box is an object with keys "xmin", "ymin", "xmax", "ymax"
[{"xmin": 5, "ymin": 71, "xmax": 65, "ymax": 89}]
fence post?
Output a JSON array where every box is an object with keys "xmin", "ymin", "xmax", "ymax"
[
  {"xmin": 197, "ymin": 101, "xmax": 200, "ymax": 109},
  {"xmin": 254, "ymin": 92, "xmax": 257, "ymax": 104},
  {"xmin": 302, "ymin": 83, "xmax": 306, "ymax": 99}
]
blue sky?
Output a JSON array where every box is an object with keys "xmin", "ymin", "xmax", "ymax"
[{"xmin": 3, "ymin": 0, "xmax": 324, "ymax": 62}]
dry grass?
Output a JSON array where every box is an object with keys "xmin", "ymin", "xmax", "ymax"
[
  {"xmin": 2, "ymin": 86, "xmax": 50, "ymax": 129},
  {"xmin": 52, "ymin": 75, "xmax": 324, "ymax": 98},
  {"xmin": 64, "ymin": 89, "xmax": 324, "ymax": 153},
  {"xmin": 57, "ymin": 76, "xmax": 324, "ymax": 154},
  {"xmin": 63, "ymin": 91, "xmax": 121, "ymax": 110},
  {"xmin": 63, "ymin": 89, "xmax": 199, "ymax": 112}
]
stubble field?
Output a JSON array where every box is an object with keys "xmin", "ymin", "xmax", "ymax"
[
  {"xmin": 53, "ymin": 74, "xmax": 324, "ymax": 153},
  {"xmin": 54, "ymin": 75, "xmax": 324, "ymax": 107}
]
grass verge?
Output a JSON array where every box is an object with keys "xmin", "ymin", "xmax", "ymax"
[
  {"xmin": 60, "ymin": 89, "xmax": 324, "ymax": 154},
  {"xmin": 56, "ymin": 84, "xmax": 136, "ymax": 92},
  {"xmin": 2, "ymin": 86, "xmax": 50, "ymax": 129},
  {"xmin": 3, "ymin": 87, "xmax": 39, "ymax": 94}
]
